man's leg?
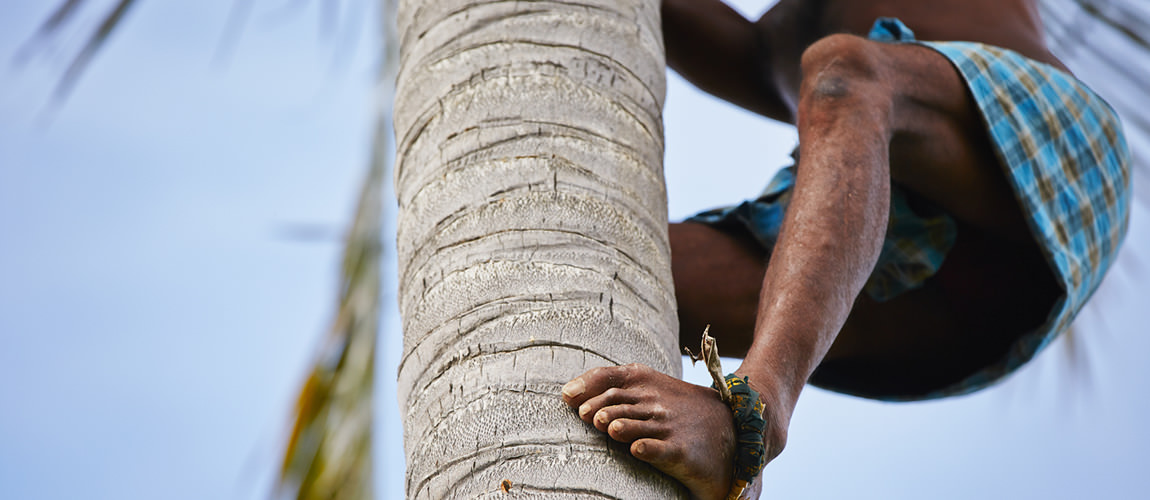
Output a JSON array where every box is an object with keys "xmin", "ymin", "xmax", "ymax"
[
  {"xmin": 671, "ymin": 222, "xmax": 766, "ymax": 353},
  {"xmin": 564, "ymin": 34, "xmax": 1058, "ymax": 499},
  {"xmin": 672, "ymin": 217, "xmax": 1058, "ymax": 385}
]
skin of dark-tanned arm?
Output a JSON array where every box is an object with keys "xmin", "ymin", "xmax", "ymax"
[{"xmin": 661, "ymin": 0, "xmax": 793, "ymax": 122}]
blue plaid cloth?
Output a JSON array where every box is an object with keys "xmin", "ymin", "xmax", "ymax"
[{"xmin": 689, "ymin": 18, "xmax": 1131, "ymax": 400}]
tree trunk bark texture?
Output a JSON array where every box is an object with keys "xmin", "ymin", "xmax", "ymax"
[{"xmin": 394, "ymin": 0, "xmax": 685, "ymax": 497}]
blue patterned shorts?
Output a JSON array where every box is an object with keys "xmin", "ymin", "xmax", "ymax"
[{"xmin": 689, "ymin": 18, "xmax": 1131, "ymax": 400}]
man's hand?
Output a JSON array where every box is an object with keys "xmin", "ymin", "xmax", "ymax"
[{"xmin": 662, "ymin": 0, "xmax": 793, "ymax": 122}]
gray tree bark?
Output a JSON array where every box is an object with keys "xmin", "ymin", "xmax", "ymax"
[{"xmin": 393, "ymin": 0, "xmax": 686, "ymax": 497}]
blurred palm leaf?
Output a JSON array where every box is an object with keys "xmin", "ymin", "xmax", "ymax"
[
  {"xmin": 16, "ymin": 0, "xmax": 139, "ymax": 101},
  {"xmin": 276, "ymin": 120, "xmax": 382, "ymax": 500},
  {"xmin": 275, "ymin": 0, "xmax": 397, "ymax": 496},
  {"xmin": 22, "ymin": 1, "xmax": 389, "ymax": 499},
  {"xmin": 1069, "ymin": 0, "xmax": 1150, "ymax": 51},
  {"xmin": 1041, "ymin": 0, "xmax": 1150, "ymax": 203},
  {"xmin": 17, "ymin": 0, "xmax": 87, "ymax": 48}
]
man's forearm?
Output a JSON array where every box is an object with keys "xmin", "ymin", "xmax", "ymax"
[{"xmin": 662, "ymin": 0, "xmax": 790, "ymax": 121}]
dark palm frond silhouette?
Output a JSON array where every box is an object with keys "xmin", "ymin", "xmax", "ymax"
[
  {"xmin": 15, "ymin": 0, "xmax": 139, "ymax": 101},
  {"xmin": 1070, "ymin": 0, "xmax": 1150, "ymax": 51}
]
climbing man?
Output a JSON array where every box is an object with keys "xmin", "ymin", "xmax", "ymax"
[{"xmin": 561, "ymin": 0, "xmax": 1131, "ymax": 498}]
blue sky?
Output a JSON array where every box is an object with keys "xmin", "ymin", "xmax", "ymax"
[{"xmin": 1, "ymin": 1, "xmax": 1148, "ymax": 499}]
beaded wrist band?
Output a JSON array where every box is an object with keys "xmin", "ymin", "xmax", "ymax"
[{"xmin": 715, "ymin": 374, "xmax": 767, "ymax": 500}]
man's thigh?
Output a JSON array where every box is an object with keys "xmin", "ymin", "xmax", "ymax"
[
  {"xmin": 670, "ymin": 222, "xmax": 765, "ymax": 356},
  {"xmin": 872, "ymin": 41, "xmax": 1033, "ymax": 244},
  {"xmin": 801, "ymin": 37, "xmax": 1062, "ymax": 388}
]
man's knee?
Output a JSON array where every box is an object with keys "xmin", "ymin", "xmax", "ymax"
[{"xmin": 797, "ymin": 34, "xmax": 892, "ymax": 118}]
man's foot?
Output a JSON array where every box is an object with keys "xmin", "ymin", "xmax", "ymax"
[{"xmin": 561, "ymin": 363, "xmax": 737, "ymax": 500}]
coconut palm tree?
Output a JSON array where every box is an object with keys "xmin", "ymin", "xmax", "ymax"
[{"xmin": 391, "ymin": 0, "xmax": 686, "ymax": 496}]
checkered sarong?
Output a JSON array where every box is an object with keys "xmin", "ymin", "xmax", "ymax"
[{"xmin": 689, "ymin": 18, "xmax": 1131, "ymax": 400}]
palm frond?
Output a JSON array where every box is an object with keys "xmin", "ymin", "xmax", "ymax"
[
  {"xmin": 1041, "ymin": 0, "xmax": 1150, "ymax": 209},
  {"xmin": 55, "ymin": 0, "xmax": 139, "ymax": 99},
  {"xmin": 1069, "ymin": 0, "xmax": 1150, "ymax": 52},
  {"xmin": 276, "ymin": 129, "xmax": 383, "ymax": 500},
  {"xmin": 276, "ymin": 0, "xmax": 398, "ymax": 496},
  {"xmin": 16, "ymin": 0, "xmax": 141, "ymax": 102},
  {"xmin": 13, "ymin": 0, "xmax": 86, "ymax": 63},
  {"xmin": 19, "ymin": 1, "xmax": 390, "ymax": 498}
]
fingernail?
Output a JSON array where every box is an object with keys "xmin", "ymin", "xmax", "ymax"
[
  {"xmin": 579, "ymin": 404, "xmax": 591, "ymax": 417},
  {"xmin": 595, "ymin": 410, "xmax": 608, "ymax": 425},
  {"xmin": 562, "ymin": 378, "xmax": 585, "ymax": 398}
]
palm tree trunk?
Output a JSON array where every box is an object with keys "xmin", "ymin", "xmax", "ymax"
[{"xmin": 393, "ymin": 0, "xmax": 686, "ymax": 497}]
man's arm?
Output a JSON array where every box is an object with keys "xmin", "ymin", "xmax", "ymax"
[{"xmin": 662, "ymin": 0, "xmax": 792, "ymax": 122}]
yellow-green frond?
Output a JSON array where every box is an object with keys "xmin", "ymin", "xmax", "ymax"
[{"xmin": 276, "ymin": 138, "xmax": 384, "ymax": 500}]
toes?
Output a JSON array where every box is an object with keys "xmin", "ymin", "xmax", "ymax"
[
  {"xmin": 577, "ymin": 387, "xmax": 638, "ymax": 425},
  {"xmin": 630, "ymin": 438, "xmax": 681, "ymax": 467},
  {"xmin": 562, "ymin": 363, "xmax": 652, "ymax": 408},
  {"xmin": 605, "ymin": 417, "xmax": 666, "ymax": 443},
  {"xmin": 589, "ymin": 402, "xmax": 664, "ymax": 431}
]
